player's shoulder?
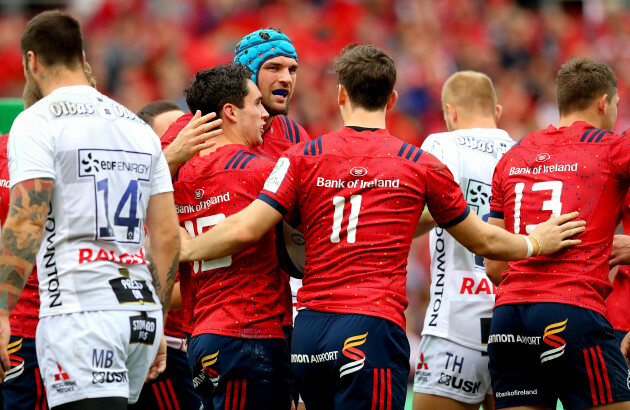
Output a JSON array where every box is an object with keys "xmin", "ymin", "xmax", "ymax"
[
  {"xmin": 218, "ymin": 145, "xmax": 274, "ymax": 172},
  {"xmin": 272, "ymin": 115, "xmax": 310, "ymax": 143}
]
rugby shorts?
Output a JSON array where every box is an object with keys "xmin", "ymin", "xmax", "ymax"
[
  {"xmin": 187, "ymin": 333, "xmax": 291, "ymax": 410},
  {"xmin": 36, "ymin": 310, "xmax": 162, "ymax": 408},
  {"xmin": 0, "ymin": 336, "xmax": 47, "ymax": 409},
  {"xmin": 488, "ymin": 302, "xmax": 630, "ymax": 409},
  {"xmin": 129, "ymin": 345, "xmax": 200, "ymax": 410},
  {"xmin": 413, "ymin": 334, "xmax": 491, "ymax": 404},
  {"xmin": 291, "ymin": 309, "xmax": 409, "ymax": 410}
]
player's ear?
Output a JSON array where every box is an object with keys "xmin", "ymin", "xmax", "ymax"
[
  {"xmin": 495, "ymin": 104, "xmax": 503, "ymax": 124},
  {"xmin": 222, "ymin": 103, "xmax": 238, "ymax": 123},
  {"xmin": 597, "ymin": 94, "xmax": 608, "ymax": 114},
  {"xmin": 445, "ymin": 103, "xmax": 457, "ymax": 123},
  {"xmin": 386, "ymin": 90, "xmax": 398, "ymax": 111},
  {"xmin": 25, "ymin": 51, "xmax": 37, "ymax": 74},
  {"xmin": 337, "ymin": 84, "xmax": 347, "ymax": 107}
]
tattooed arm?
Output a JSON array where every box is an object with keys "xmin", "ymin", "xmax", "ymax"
[
  {"xmin": 0, "ymin": 178, "xmax": 53, "ymax": 381},
  {"xmin": 143, "ymin": 191, "xmax": 180, "ymax": 380},
  {"xmin": 144, "ymin": 191, "xmax": 180, "ymax": 316}
]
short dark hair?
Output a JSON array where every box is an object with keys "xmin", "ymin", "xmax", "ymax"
[
  {"xmin": 137, "ymin": 100, "xmax": 182, "ymax": 126},
  {"xmin": 334, "ymin": 43, "xmax": 396, "ymax": 111},
  {"xmin": 20, "ymin": 10, "xmax": 84, "ymax": 69},
  {"xmin": 184, "ymin": 64, "xmax": 252, "ymax": 118},
  {"xmin": 556, "ymin": 57, "xmax": 617, "ymax": 116}
]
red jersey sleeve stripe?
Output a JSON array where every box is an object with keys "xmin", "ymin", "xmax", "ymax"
[
  {"xmin": 280, "ymin": 116, "xmax": 293, "ymax": 143},
  {"xmin": 257, "ymin": 193, "xmax": 288, "ymax": 215},
  {"xmin": 489, "ymin": 210, "xmax": 504, "ymax": 219},
  {"xmin": 439, "ymin": 205, "xmax": 471, "ymax": 228},
  {"xmin": 595, "ymin": 130, "xmax": 612, "ymax": 143},
  {"xmin": 239, "ymin": 154, "xmax": 256, "ymax": 169},
  {"xmin": 290, "ymin": 119, "xmax": 301, "ymax": 143},
  {"xmin": 225, "ymin": 149, "xmax": 245, "ymax": 169}
]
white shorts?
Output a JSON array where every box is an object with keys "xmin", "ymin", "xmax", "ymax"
[
  {"xmin": 413, "ymin": 335, "xmax": 491, "ymax": 404},
  {"xmin": 36, "ymin": 310, "xmax": 163, "ymax": 408}
]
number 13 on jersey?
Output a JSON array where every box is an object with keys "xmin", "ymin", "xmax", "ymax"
[{"xmin": 513, "ymin": 180, "xmax": 562, "ymax": 234}]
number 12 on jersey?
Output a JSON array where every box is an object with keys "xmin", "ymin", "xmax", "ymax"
[
  {"xmin": 184, "ymin": 215, "xmax": 232, "ymax": 274},
  {"xmin": 330, "ymin": 195, "xmax": 362, "ymax": 243},
  {"xmin": 513, "ymin": 180, "xmax": 562, "ymax": 234}
]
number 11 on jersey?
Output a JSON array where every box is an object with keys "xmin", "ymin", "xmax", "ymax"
[{"xmin": 331, "ymin": 195, "xmax": 362, "ymax": 243}]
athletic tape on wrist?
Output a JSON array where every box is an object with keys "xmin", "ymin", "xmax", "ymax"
[{"xmin": 523, "ymin": 234, "xmax": 533, "ymax": 258}]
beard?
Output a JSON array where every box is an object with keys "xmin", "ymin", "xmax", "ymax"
[
  {"xmin": 262, "ymin": 94, "xmax": 290, "ymax": 116},
  {"xmin": 23, "ymin": 67, "xmax": 43, "ymax": 108}
]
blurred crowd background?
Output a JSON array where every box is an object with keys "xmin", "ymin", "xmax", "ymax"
[{"xmin": 2, "ymin": 0, "xmax": 630, "ymax": 370}]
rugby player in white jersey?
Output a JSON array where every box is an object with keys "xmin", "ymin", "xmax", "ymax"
[
  {"xmin": 0, "ymin": 11, "xmax": 180, "ymax": 410},
  {"xmin": 413, "ymin": 71, "xmax": 514, "ymax": 410}
]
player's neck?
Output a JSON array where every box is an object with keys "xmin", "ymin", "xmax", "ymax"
[
  {"xmin": 558, "ymin": 111, "xmax": 606, "ymax": 130},
  {"xmin": 39, "ymin": 67, "xmax": 90, "ymax": 97},
  {"xmin": 199, "ymin": 131, "xmax": 250, "ymax": 155},
  {"xmin": 452, "ymin": 117, "xmax": 497, "ymax": 131},
  {"xmin": 342, "ymin": 107, "xmax": 387, "ymax": 130}
]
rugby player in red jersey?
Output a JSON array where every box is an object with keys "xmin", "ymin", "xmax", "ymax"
[
  {"xmin": 129, "ymin": 100, "xmax": 201, "ymax": 410},
  {"xmin": 486, "ymin": 57, "xmax": 630, "ymax": 409},
  {"xmin": 178, "ymin": 44, "xmax": 584, "ymax": 410},
  {"xmin": 175, "ymin": 64, "xmax": 292, "ymax": 409},
  {"xmin": 161, "ymin": 28, "xmax": 309, "ymax": 408}
]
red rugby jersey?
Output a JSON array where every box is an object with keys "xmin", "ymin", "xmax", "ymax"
[
  {"xmin": 175, "ymin": 145, "xmax": 285, "ymax": 339},
  {"xmin": 258, "ymin": 127, "xmax": 470, "ymax": 330},
  {"xmin": 256, "ymin": 115, "xmax": 310, "ymax": 327},
  {"xmin": 253, "ymin": 115, "xmax": 310, "ymax": 161},
  {"xmin": 0, "ymin": 133, "xmax": 40, "ymax": 338},
  {"xmin": 161, "ymin": 112, "xmax": 308, "ymax": 331},
  {"xmin": 490, "ymin": 122, "xmax": 630, "ymax": 315}
]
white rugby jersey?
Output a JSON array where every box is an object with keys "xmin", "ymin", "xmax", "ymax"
[
  {"xmin": 8, "ymin": 86, "xmax": 173, "ymax": 317},
  {"xmin": 420, "ymin": 128, "xmax": 514, "ymax": 351}
]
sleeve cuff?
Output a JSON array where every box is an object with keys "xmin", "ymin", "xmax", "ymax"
[
  {"xmin": 489, "ymin": 210, "xmax": 504, "ymax": 219},
  {"xmin": 439, "ymin": 205, "xmax": 470, "ymax": 229},
  {"xmin": 257, "ymin": 193, "xmax": 288, "ymax": 216}
]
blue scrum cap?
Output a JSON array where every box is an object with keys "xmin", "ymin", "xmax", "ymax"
[{"xmin": 234, "ymin": 29, "xmax": 298, "ymax": 85}]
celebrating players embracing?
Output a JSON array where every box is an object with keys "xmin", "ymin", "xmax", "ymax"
[{"xmin": 179, "ymin": 44, "xmax": 584, "ymax": 410}]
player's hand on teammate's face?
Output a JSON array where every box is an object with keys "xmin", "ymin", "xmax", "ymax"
[
  {"xmin": 163, "ymin": 110, "xmax": 223, "ymax": 167},
  {"xmin": 530, "ymin": 212, "xmax": 585, "ymax": 255},
  {"xmin": 145, "ymin": 334, "xmax": 167, "ymax": 382},
  {"xmin": 610, "ymin": 235, "xmax": 630, "ymax": 267},
  {"xmin": 0, "ymin": 315, "xmax": 11, "ymax": 381}
]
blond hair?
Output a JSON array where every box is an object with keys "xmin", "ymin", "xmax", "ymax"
[{"xmin": 441, "ymin": 71, "xmax": 497, "ymax": 118}]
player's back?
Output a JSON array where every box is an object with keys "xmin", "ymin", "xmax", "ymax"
[
  {"xmin": 263, "ymin": 127, "xmax": 469, "ymax": 329},
  {"xmin": 491, "ymin": 121, "xmax": 630, "ymax": 314},
  {"xmin": 174, "ymin": 145, "xmax": 285, "ymax": 339},
  {"xmin": 8, "ymin": 85, "xmax": 170, "ymax": 317},
  {"xmin": 421, "ymin": 128, "xmax": 514, "ymax": 350}
]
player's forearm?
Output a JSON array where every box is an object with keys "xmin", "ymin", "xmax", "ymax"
[
  {"xmin": 472, "ymin": 225, "xmax": 531, "ymax": 261},
  {"xmin": 0, "ymin": 179, "xmax": 52, "ymax": 312},
  {"xmin": 146, "ymin": 233, "xmax": 180, "ymax": 315},
  {"xmin": 181, "ymin": 215, "xmax": 258, "ymax": 262},
  {"xmin": 162, "ymin": 147, "xmax": 184, "ymax": 179},
  {"xmin": 485, "ymin": 259, "xmax": 509, "ymax": 286}
]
